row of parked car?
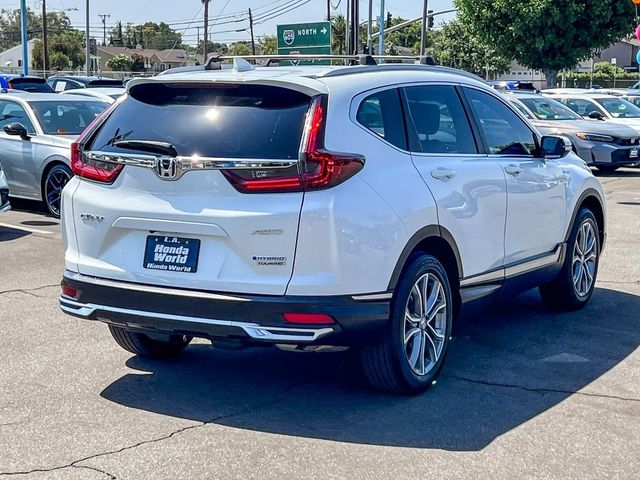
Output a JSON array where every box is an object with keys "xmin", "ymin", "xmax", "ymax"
[
  {"xmin": 0, "ymin": 74, "xmax": 126, "ymax": 215},
  {"xmin": 495, "ymin": 87, "xmax": 640, "ymax": 173}
]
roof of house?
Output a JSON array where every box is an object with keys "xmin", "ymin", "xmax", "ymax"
[{"xmin": 97, "ymin": 46, "xmax": 191, "ymax": 63}]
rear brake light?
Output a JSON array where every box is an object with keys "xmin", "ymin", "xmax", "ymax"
[
  {"xmin": 283, "ymin": 313, "xmax": 335, "ymax": 324},
  {"xmin": 61, "ymin": 285, "xmax": 79, "ymax": 299},
  {"xmin": 222, "ymin": 95, "xmax": 364, "ymax": 193},
  {"xmin": 70, "ymin": 101, "xmax": 123, "ymax": 183}
]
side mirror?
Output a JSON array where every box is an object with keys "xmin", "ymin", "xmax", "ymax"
[
  {"xmin": 588, "ymin": 111, "xmax": 605, "ymax": 121},
  {"xmin": 4, "ymin": 123, "xmax": 29, "ymax": 140},
  {"xmin": 3, "ymin": 122, "xmax": 30, "ymax": 139},
  {"xmin": 541, "ymin": 135, "xmax": 572, "ymax": 160}
]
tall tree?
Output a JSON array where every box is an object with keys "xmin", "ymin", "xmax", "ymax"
[
  {"xmin": 456, "ymin": 0, "xmax": 635, "ymax": 87},
  {"xmin": 331, "ymin": 14, "xmax": 346, "ymax": 55},
  {"xmin": 258, "ymin": 35, "xmax": 277, "ymax": 55},
  {"xmin": 0, "ymin": 8, "xmax": 70, "ymax": 51},
  {"xmin": 432, "ymin": 19, "xmax": 510, "ymax": 78}
]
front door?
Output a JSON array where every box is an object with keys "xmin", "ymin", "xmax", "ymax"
[{"xmin": 463, "ymin": 87, "xmax": 566, "ymax": 265}]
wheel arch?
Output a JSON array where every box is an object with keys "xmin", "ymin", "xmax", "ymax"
[
  {"xmin": 388, "ymin": 226, "xmax": 463, "ymax": 317},
  {"xmin": 566, "ymin": 188, "xmax": 606, "ymax": 251},
  {"xmin": 40, "ymin": 159, "xmax": 72, "ymax": 200}
]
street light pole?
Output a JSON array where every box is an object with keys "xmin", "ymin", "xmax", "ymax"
[
  {"xmin": 367, "ymin": 0, "xmax": 373, "ymax": 54},
  {"xmin": 85, "ymin": 0, "xmax": 90, "ymax": 75},
  {"xmin": 20, "ymin": 0, "xmax": 28, "ymax": 75},
  {"xmin": 378, "ymin": 0, "xmax": 385, "ymax": 56}
]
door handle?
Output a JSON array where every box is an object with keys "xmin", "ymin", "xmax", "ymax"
[
  {"xmin": 430, "ymin": 168, "xmax": 456, "ymax": 181},
  {"xmin": 505, "ymin": 165, "xmax": 523, "ymax": 176}
]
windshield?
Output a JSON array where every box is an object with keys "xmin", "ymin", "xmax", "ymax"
[
  {"xmin": 594, "ymin": 98, "xmax": 640, "ymax": 118},
  {"xmin": 29, "ymin": 100, "xmax": 108, "ymax": 135},
  {"xmin": 519, "ymin": 97, "xmax": 580, "ymax": 120}
]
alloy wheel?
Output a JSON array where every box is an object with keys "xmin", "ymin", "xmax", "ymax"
[
  {"xmin": 572, "ymin": 221, "xmax": 597, "ymax": 297},
  {"xmin": 403, "ymin": 273, "xmax": 447, "ymax": 376},
  {"xmin": 45, "ymin": 167, "xmax": 72, "ymax": 217}
]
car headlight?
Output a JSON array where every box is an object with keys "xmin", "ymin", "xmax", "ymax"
[{"xmin": 576, "ymin": 132, "xmax": 615, "ymax": 142}]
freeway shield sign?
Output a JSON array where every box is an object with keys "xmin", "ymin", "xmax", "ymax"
[{"xmin": 277, "ymin": 21, "xmax": 332, "ymax": 65}]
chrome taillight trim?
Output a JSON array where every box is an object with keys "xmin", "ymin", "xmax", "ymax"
[{"xmin": 82, "ymin": 151, "xmax": 298, "ymax": 181}]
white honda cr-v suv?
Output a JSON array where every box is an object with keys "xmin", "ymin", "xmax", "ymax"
[{"xmin": 59, "ymin": 58, "xmax": 606, "ymax": 394}]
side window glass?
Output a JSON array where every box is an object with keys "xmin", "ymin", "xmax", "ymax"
[
  {"xmin": 0, "ymin": 101, "xmax": 35, "ymax": 132},
  {"xmin": 403, "ymin": 85, "xmax": 477, "ymax": 154},
  {"xmin": 465, "ymin": 88, "xmax": 536, "ymax": 155},
  {"xmin": 356, "ymin": 88, "xmax": 407, "ymax": 150}
]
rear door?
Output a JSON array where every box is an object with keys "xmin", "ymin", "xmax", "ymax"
[
  {"xmin": 72, "ymin": 82, "xmax": 310, "ymax": 295},
  {"xmin": 402, "ymin": 84, "xmax": 508, "ymax": 278}
]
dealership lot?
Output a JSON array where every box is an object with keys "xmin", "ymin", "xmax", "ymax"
[{"xmin": 0, "ymin": 170, "xmax": 638, "ymax": 479}]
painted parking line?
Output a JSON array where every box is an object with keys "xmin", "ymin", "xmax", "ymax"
[{"xmin": 0, "ymin": 222, "xmax": 54, "ymax": 235}]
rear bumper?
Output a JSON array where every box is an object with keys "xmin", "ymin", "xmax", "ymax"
[{"xmin": 59, "ymin": 271, "xmax": 391, "ymax": 346}]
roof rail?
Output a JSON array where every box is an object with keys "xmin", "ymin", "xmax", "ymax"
[{"xmin": 202, "ymin": 54, "xmax": 437, "ymax": 69}]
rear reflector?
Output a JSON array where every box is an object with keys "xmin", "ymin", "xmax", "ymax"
[
  {"xmin": 283, "ymin": 312, "xmax": 335, "ymax": 325},
  {"xmin": 61, "ymin": 286, "xmax": 79, "ymax": 299}
]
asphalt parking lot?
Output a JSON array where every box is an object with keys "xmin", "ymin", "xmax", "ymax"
[{"xmin": 0, "ymin": 170, "xmax": 639, "ymax": 480}]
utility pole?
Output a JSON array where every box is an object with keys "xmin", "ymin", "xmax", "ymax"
[
  {"xmin": 378, "ymin": 0, "xmax": 385, "ymax": 56},
  {"xmin": 349, "ymin": 0, "xmax": 359, "ymax": 54},
  {"xmin": 20, "ymin": 0, "xmax": 28, "ymax": 75},
  {"xmin": 85, "ymin": 0, "xmax": 90, "ymax": 75},
  {"xmin": 42, "ymin": 0, "xmax": 49, "ymax": 76},
  {"xmin": 367, "ymin": 0, "xmax": 373, "ymax": 54},
  {"xmin": 99, "ymin": 13, "xmax": 110, "ymax": 46},
  {"xmin": 196, "ymin": 26, "xmax": 201, "ymax": 49},
  {"xmin": 326, "ymin": 0, "xmax": 331, "ymax": 21},
  {"xmin": 248, "ymin": 9, "xmax": 256, "ymax": 55},
  {"xmin": 420, "ymin": 0, "xmax": 429, "ymax": 56},
  {"xmin": 203, "ymin": 0, "xmax": 210, "ymax": 62}
]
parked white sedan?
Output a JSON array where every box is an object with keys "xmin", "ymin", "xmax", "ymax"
[{"xmin": 0, "ymin": 92, "xmax": 108, "ymax": 216}]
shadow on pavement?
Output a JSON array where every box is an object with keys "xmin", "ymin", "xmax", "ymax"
[
  {"xmin": 0, "ymin": 226, "xmax": 30, "ymax": 242},
  {"xmin": 101, "ymin": 287, "xmax": 640, "ymax": 451}
]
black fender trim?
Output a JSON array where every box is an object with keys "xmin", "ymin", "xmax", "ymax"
[
  {"xmin": 387, "ymin": 225, "xmax": 464, "ymax": 291},
  {"xmin": 564, "ymin": 188, "xmax": 606, "ymax": 248}
]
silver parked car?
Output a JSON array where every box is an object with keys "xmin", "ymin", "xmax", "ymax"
[
  {"xmin": 0, "ymin": 93, "xmax": 108, "ymax": 216},
  {"xmin": 0, "ymin": 160, "xmax": 9, "ymax": 213},
  {"xmin": 507, "ymin": 92, "xmax": 640, "ymax": 172}
]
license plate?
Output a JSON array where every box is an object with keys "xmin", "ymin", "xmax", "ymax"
[
  {"xmin": 144, "ymin": 235, "xmax": 200, "ymax": 273},
  {"xmin": 630, "ymin": 148, "xmax": 638, "ymax": 159}
]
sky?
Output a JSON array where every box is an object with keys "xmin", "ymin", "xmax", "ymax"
[{"xmin": 4, "ymin": 0, "xmax": 456, "ymax": 46}]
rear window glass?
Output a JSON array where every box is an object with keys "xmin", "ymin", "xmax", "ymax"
[
  {"xmin": 88, "ymin": 79, "xmax": 123, "ymax": 87},
  {"xmin": 8, "ymin": 78, "xmax": 53, "ymax": 93},
  {"xmin": 89, "ymin": 84, "xmax": 310, "ymax": 160},
  {"xmin": 29, "ymin": 101, "xmax": 108, "ymax": 135}
]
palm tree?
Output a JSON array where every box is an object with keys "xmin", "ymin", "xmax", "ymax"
[{"xmin": 331, "ymin": 14, "xmax": 346, "ymax": 55}]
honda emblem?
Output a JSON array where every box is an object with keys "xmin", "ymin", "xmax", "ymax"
[{"xmin": 156, "ymin": 157, "xmax": 177, "ymax": 179}]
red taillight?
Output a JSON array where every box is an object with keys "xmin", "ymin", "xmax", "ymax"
[
  {"xmin": 61, "ymin": 285, "xmax": 79, "ymax": 299},
  {"xmin": 71, "ymin": 101, "xmax": 123, "ymax": 183},
  {"xmin": 222, "ymin": 95, "xmax": 364, "ymax": 194},
  {"xmin": 283, "ymin": 313, "xmax": 335, "ymax": 325}
]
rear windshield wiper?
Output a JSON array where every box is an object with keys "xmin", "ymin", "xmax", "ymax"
[{"xmin": 111, "ymin": 140, "xmax": 177, "ymax": 157}]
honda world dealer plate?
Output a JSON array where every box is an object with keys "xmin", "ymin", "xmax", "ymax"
[{"xmin": 144, "ymin": 235, "xmax": 200, "ymax": 273}]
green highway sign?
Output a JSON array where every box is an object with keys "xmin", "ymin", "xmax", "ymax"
[{"xmin": 277, "ymin": 21, "xmax": 332, "ymax": 65}]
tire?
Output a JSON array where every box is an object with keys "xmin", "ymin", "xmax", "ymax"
[
  {"xmin": 360, "ymin": 254, "xmax": 453, "ymax": 394},
  {"xmin": 108, "ymin": 325, "xmax": 191, "ymax": 358},
  {"xmin": 595, "ymin": 165, "xmax": 619, "ymax": 174},
  {"xmin": 43, "ymin": 164, "xmax": 72, "ymax": 218},
  {"xmin": 540, "ymin": 208, "xmax": 600, "ymax": 311}
]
